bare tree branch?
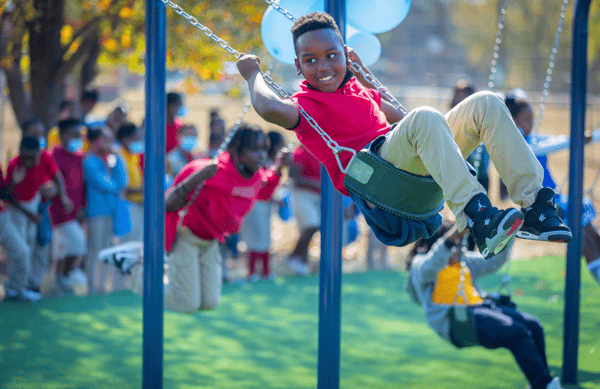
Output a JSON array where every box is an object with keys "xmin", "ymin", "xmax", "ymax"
[{"xmin": 56, "ymin": 35, "xmax": 97, "ymax": 81}]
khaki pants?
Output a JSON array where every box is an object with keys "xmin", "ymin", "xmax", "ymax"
[
  {"xmin": 0, "ymin": 210, "xmax": 31, "ymax": 291},
  {"xmin": 132, "ymin": 227, "xmax": 222, "ymax": 313},
  {"xmin": 379, "ymin": 91, "xmax": 543, "ymax": 231}
]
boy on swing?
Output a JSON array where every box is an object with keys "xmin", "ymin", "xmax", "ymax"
[{"xmin": 237, "ymin": 12, "xmax": 571, "ymax": 259}]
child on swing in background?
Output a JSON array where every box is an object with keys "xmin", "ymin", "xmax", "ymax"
[
  {"xmin": 100, "ymin": 124, "xmax": 289, "ymax": 313},
  {"xmin": 504, "ymin": 91, "xmax": 600, "ymax": 285},
  {"xmin": 236, "ymin": 12, "xmax": 571, "ymax": 259},
  {"xmin": 405, "ymin": 221, "xmax": 563, "ymax": 389}
]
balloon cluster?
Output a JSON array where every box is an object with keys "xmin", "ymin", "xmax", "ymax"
[{"xmin": 261, "ymin": 0, "xmax": 411, "ymax": 66}]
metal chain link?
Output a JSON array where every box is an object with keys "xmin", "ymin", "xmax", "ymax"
[
  {"xmin": 161, "ymin": 0, "xmax": 357, "ymax": 173},
  {"xmin": 533, "ymin": 0, "xmax": 570, "ymax": 133},
  {"xmin": 488, "ymin": 0, "xmax": 508, "ymax": 89},
  {"xmin": 262, "ymin": 0, "xmax": 408, "ymax": 116}
]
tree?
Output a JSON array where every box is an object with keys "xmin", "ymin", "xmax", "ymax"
[{"xmin": 0, "ymin": 0, "xmax": 265, "ymax": 131}]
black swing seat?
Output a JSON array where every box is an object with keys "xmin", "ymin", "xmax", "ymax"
[
  {"xmin": 343, "ymin": 136, "xmax": 444, "ymax": 221},
  {"xmin": 449, "ymin": 305, "xmax": 480, "ymax": 348}
]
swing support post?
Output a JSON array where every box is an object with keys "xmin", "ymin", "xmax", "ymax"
[
  {"xmin": 317, "ymin": 2, "xmax": 345, "ymax": 389},
  {"xmin": 563, "ymin": 0, "xmax": 592, "ymax": 383},
  {"xmin": 143, "ymin": 0, "xmax": 166, "ymax": 387}
]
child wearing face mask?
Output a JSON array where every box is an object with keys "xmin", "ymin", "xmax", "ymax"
[
  {"xmin": 48, "ymin": 119, "xmax": 88, "ymax": 294},
  {"xmin": 167, "ymin": 124, "xmax": 198, "ymax": 178},
  {"xmin": 100, "ymin": 123, "xmax": 288, "ymax": 313},
  {"xmin": 117, "ymin": 123, "xmax": 145, "ymax": 244},
  {"xmin": 84, "ymin": 127, "xmax": 128, "ymax": 293}
]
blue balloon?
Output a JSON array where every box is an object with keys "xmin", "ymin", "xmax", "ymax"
[
  {"xmin": 346, "ymin": 26, "xmax": 382, "ymax": 66},
  {"xmin": 348, "ymin": 0, "xmax": 411, "ymax": 34},
  {"xmin": 261, "ymin": 0, "xmax": 324, "ymax": 64}
]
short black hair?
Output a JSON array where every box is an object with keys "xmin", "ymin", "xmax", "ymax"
[
  {"xmin": 267, "ymin": 131, "xmax": 284, "ymax": 159},
  {"xmin": 58, "ymin": 118, "xmax": 82, "ymax": 137},
  {"xmin": 408, "ymin": 220, "xmax": 455, "ymax": 260},
  {"xmin": 81, "ymin": 89, "xmax": 99, "ymax": 102},
  {"xmin": 87, "ymin": 128, "xmax": 103, "ymax": 143},
  {"xmin": 167, "ymin": 92, "xmax": 182, "ymax": 106},
  {"xmin": 227, "ymin": 123, "xmax": 266, "ymax": 156},
  {"xmin": 20, "ymin": 118, "xmax": 43, "ymax": 133},
  {"xmin": 59, "ymin": 100, "xmax": 76, "ymax": 112},
  {"xmin": 117, "ymin": 122, "xmax": 138, "ymax": 141},
  {"xmin": 291, "ymin": 12, "xmax": 344, "ymax": 53},
  {"xmin": 20, "ymin": 136, "xmax": 40, "ymax": 151},
  {"xmin": 504, "ymin": 92, "xmax": 531, "ymax": 119}
]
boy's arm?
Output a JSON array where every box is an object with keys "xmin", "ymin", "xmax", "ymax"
[
  {"xmin": 237, "ymin": 54, "xmax": 300, "ymax": 129},
  {"xmin": 346, "ymin": 47, "xmax": 405, "ymax": 124},
  {"xmin": 52, "ymin": 171, "xmax": 74, "ymax": 213},
  {"xmin": 165, "ymin": 162, "xmax": 218, "ymax": 213},
  {"xmin": 464, "ymin": 240, "xmax": 513, "ymax": 278}
]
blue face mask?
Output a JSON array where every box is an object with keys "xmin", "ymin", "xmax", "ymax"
[
  {"xmin": 67, "ymin": 138, "xmax": 84, "ymax": 153},
  {"xmin": 180, "ymin": 136, "xmax": 196, "ymax": 152},
  {"xmin": 39, "ymin": 137, "xmax": 46, "ymax": 149},
  {"xmin": 177, "ymin": 106, "xmax": 188, "ymax": 118},
  {"xmin": 129, "ymin": 141, "xmax": 145, "ymax": 155}
]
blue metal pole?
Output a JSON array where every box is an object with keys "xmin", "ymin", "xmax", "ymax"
[
  {"xmin": 317, "ymin": 2, "xmax": 345, "ymax": 389},
  {"xmin": 143, "ymin": 0, "xmax": 166, "ymax": 388},
  {"xmin": 563, "ymin": 0, "xmax": 591, "ymax": 383}
]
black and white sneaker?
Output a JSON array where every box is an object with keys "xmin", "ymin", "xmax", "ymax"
[
  {"xmin": 465, "ymin": 194, "xmax": 524, "ymax": 260},
  {"xmin": 98, "ymin": 242, "xmax": 143, "ymax": 275},
  {"xmin": 517, "ymin": 187, "xmax": 572, "ymax": 243}
]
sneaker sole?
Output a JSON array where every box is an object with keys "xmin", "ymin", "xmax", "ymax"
[
  {"xmin": 481, "ymin": 210, "xmax": 524, "ymax": 260},
  {"xmin": 516, "ymin": 230, "xmax": 573, "ymax": 243}
]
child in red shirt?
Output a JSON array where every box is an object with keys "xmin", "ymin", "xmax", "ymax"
[
  {"xmin": 100, "ymin": 124, "xmax": 287, "ymax": 313},
  {"xmin": 4, "ymin": 136, "xmax": 58, "ymax": 297},
  {"xmin": 48, "ymin": 119, "xmax": 88, "ymax": 294},
  {"xmin": 236, "ymin": 12, "xmax": 570, "ymax": 260}
]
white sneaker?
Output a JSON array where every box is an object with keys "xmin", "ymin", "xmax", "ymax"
[
  {"xmin": 68, "ymin": 269, "xmax": 89, "ymax": 296},
  {"xmin": 20, "ymin": 288, "xmax": 43, "ymax": 302},
  {"xmin": 99, "ymin": 242, "xmax": 143, "ymax": 274},
  {"xmin": 249, "ymin": 274, "xmax": 260, "ymax": 282},
  {"xmin": 546, "ymin": 377, "xmax": 563, "ymax": 389},
  {"xmin": 287, "ymin": 258, "xmax": 310, "ymax": 275}
]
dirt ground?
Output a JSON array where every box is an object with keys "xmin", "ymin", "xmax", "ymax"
[{"xmin": 1, "ymin": 84, "xmax": 599, "ymax": 283}]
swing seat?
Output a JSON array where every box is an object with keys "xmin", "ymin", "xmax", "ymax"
[
  {"xmin": 449, "ymin": 305, "xmax": 480, "ymax": 348},
  {"xmin": 343, "ymin": 136, "xmax": 444, "ymax": 221}
]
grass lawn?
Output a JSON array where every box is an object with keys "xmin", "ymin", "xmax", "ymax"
[{"xmin": 1, "ymin": 254, "xmax": 599, "ymax": 389}]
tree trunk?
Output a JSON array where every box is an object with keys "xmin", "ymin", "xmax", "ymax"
[
  {"xmin": 28, "ymin": 0, "xmax": 66, "ymax": 132},
  {"xmin": 80, "ymin": 31, "xmax": 101, "ymax": 90}
]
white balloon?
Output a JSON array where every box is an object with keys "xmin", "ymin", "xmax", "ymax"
[
  {"xmin": 346, "ymin": 27, "xmax": 382, "ymax": 67},
  {"xmin": 348, "ymin": 0, "xmax": 411, "ymax": 34},
  {"xmin": 261, "ymin": 0, "xmax": 324, "ymax": 65}
]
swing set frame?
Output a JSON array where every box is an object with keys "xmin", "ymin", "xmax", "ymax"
[{"xmin": 141, "ymin": 0, "xmax": 593, "ymax": 387}]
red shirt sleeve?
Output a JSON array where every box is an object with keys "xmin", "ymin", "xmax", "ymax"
[
  {"xmin": 257, "ymin": 170, "xmax": 281, "ymax": 201},
  {"xmin": 41, "ymin": 151, "xmax": 59, "ymax": 179}
]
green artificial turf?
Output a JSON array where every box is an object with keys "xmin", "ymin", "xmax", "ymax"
[{"xmin": 1, "ymin": 255, "xmax": 599, "ymax": 389}]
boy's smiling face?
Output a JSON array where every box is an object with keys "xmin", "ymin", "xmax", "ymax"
[{"xmin": 295, "ymin": 28, "xmax": 347, "ymax": 93}]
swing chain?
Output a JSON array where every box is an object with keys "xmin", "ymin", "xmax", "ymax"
[
  {"xmin": 160, "ymin": 0, "xmax": 356, "ymax": 173},
  {"xmin": 533, "ymin": 0, "xmax": 570, "ymax": 133},
  {"xmin": 160, "ymin": 0, "xmax": 242, "ymax": 59},
  {"xmin": 263, "ymin": 0, "xmax": 408, "ymax": 116},
  {"xmin": 261, "ymin": 73, "xmax": 357, "ymax": 173},
  {"xmin": 488, "ymin": 0, "xmax": 508, "ymax": 89},
  {"xmin": 348, "ymin": 62, "xmax": 408, "ymax": 115}
]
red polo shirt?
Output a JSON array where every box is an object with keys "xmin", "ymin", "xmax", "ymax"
[
  {"xmin": 166, "ymin": 120, "xmax": 182, "ymax": 154},
  {"xmin": 5, "ymin": 151, "xmax": 59, "ymax": 202},
  {"xmin": 165, "ymin": 152, "xmax": 281, "ymax": 251},
  {"xmin": 290, "ymin": 77, "xmax": 390, "ymax": 196},
  {"xmin": 48, "ymin": 145, "xmax": 86, "ymax": 226}
]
